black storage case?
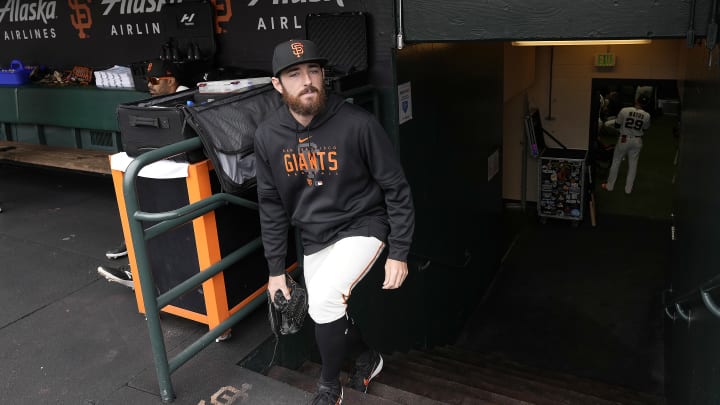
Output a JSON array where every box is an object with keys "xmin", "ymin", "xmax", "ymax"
[
  {"xmin": 117, "ymin": 88, "xmax": 205, "ymax": 163},
  {"xmin": 306, "ymin": 12, "xmax": 369, "ymax": 92}
]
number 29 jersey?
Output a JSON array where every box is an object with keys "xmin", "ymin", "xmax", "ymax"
[{"xmin": 616, "ymin": 106, "xmax": 651, "ymax": 137}]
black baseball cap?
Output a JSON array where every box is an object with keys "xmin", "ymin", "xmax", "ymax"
[
  {"xmin": 145, "ymin": 59, "xmax": 176, "ymax": 78},
  {"xmin": 272, "ymin": 39, "xmax": 327, "ymax": 77},
  {"xmin": 637, "ymin": 95, "xmax": 650, "ymax": 107}
]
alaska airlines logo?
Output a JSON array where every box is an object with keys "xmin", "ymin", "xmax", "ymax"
[
  {"xmin": 291, "ymin": 42, "xmax": 304, "ymax": 58},
  {"xmin": 210, "ymin": 0, "xmax": 232, "ymax": 33},
  {"xmin": 0, "ymin": 0, "xmax": 57, "ymax": 24},
  {"xmin": 247, "ymin": 0, "xmax": 345, "ymax": 7},
  {"xmin": 100, "ymin": 0, "xmax": 182, "ymax": 15},
  {"xmin": 69, "ymin": 0, "xmax": 92, "ymax": 39}
]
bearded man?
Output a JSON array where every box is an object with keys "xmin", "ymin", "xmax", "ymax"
[{"xmin": 254, "ymin": 39, "xmax": 415, "ymax": 404}]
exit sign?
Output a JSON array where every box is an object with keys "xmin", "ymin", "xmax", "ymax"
[{"xmin": 595, "ymin": 53, "xmax": 616, "ymax": 67}]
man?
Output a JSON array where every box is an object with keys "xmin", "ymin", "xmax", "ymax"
[
  {"xmin": 145, "ymin": 58, "xmax": 189, "ymax": 96},
  {"xmin": 97, "ymin": 58, "xmax": 190, "ymax": 288},
  {"xmin": 255, "ymin": 39, "xmax": 415, "ymax": 404},
  {"xmin": 602, "ymin": 95, "xmax": 651, "ymax": 194}
]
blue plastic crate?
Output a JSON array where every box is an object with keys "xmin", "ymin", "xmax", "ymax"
[{"xmin": 0, "ymin": 60, "xmax": 32, "ymax": 85}]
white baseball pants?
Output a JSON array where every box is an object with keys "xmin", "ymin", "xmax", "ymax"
[
  {"xmin": 606, "ymin": 136, "xmax": 643, "ymax": 194},
  {"xmin": 303, "ymin": 236, "xmax": 385, "ymax": 324}
]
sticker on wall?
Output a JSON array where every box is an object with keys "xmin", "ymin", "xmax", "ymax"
[{"xmin": 398, "ymin": 82, "xmax": 413, "ymax": 124}]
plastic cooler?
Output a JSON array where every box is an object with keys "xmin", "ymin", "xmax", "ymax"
[{"xmin": 0, "ymin": 60, "xmax": 33, "ymax": 85}]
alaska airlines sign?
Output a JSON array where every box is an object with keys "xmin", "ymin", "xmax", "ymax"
[
  {"xmin": 100, "ymin": 0, "xmax": 181, "ymax": 15},
  {"xmin": 0, "ymin": 0, "xmax": 350, "ymax": 71},
  {"xmin": 215, "ymin": 0, "xmax": 347, "ymax": 67},
  {"xmin": 251, "ymin": 0, "xmax": 344, "ymax": 31},
  {"xmin": 0, "ymin": 0, "xmax": 57, "ymax": 24},
  {"xmin": 0, "ymin": 0, "xmax": 58, "ymax": 40}
]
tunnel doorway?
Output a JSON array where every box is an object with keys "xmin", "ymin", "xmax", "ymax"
[{"xmin": 588, "ymin": 78, "xmax": 679, "ymax": 220}]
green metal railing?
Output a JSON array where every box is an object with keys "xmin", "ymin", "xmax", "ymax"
[
  {"xmin": 122, "ymin": 137, "xmax": 270, "ymax": 402},
  {"xmin": 665, "ymin": 273, "xmax": 720, "ymax": 323}
]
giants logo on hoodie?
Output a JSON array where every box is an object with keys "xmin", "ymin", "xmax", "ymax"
[{"xmin": 282, "ymin": 140, "xmax": 338, "ymax": 186}]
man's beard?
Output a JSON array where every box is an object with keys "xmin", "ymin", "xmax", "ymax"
[{"xmin": 283, "ymin": 85, "xmax": 327, "ymax": 117}]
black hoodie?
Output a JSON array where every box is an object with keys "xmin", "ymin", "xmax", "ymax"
[{"xmin": 254, "ymin": 93, "xmax": 415, "ymax": 276}]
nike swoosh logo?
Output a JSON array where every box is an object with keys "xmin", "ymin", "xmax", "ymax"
[{"xmin": 298, "ymin": 137, "xmax": 310, "ymax": 143}]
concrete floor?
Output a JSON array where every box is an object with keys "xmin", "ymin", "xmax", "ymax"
[
  {"xmin": 0, "ymin": 162, "xmax": 668, "ymax": 403},
  {"xmin": 454, "ymin": 109, "xmax": 675, "ymax": 397},
  {"xmin": 456, "ymin": 211, "xmax": 667, "ymax": 396},
  {"xmin": 0, "ymin": 163, "xmax": 308, "ymax": 404}
]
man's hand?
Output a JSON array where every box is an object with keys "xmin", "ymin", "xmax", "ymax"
[
  {"xmin": 268, "ymin": 274, "xmax": 291, "ymax": 302},
  {"xmin": 383, "ymin": 258, "xmax": 408, "ymax": 289}
]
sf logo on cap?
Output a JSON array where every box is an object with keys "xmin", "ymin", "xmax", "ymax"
[{"xmin": 291, "ymin": 42, "xmax": 304, "ymax": 58}]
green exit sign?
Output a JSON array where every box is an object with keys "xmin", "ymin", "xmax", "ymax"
[{"xmin": 595, "ymin": 53, "xmax": 616, "ymax": 67}]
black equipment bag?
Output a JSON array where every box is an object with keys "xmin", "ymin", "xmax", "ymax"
[
  {"xmin": 184, "ymin": 84, "xmax": 283, "ymax": 194},
  {"xmin": 117, "ymin": 88, "xmax": 205, "ymax": 163}
]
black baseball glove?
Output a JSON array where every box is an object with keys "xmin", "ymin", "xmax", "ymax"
[{"xmin": 268, "ymin": 274, "xmax": 308, "ymax": 336}]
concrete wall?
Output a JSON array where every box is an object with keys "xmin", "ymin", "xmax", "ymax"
[
  {"xmin": 358, "ymin": 41, "xmax": 505, "ymax": 351},
  {"xmin": 666, "ymin": 41, "xmax": 720, "ymax": 405}
]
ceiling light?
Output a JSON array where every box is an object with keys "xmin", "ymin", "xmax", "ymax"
[{"xmin": 511, "ymin": 39, "xmax": 652, "ymax": 46}]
